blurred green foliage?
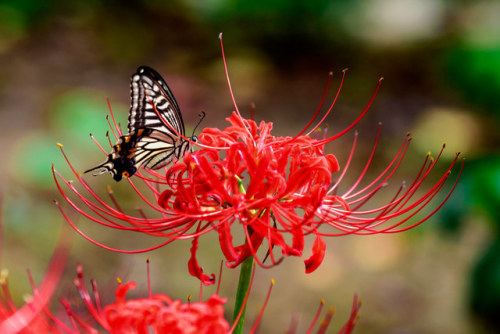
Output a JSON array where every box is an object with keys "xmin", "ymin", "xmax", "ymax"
[
  {"xmin": 440, "ymin": 157, "xmax": 500, "ymax": 233},
  {"xmin": 49, "ymin": 90, "xmax": 122, "ymax": 144},
  {"xmin": 470, "ymin": 238, "xmax": 500, "ymax": 333},
  {"xmin": 438, "ymin": 156, "xmax": 500, "ymax": 332},
  {"xmin": 447, "ymin": 46, "xmax": 500, "ymax": 119}
]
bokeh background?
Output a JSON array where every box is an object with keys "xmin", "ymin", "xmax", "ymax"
[{"xmin": 1, "ymin": 0, "xmax": 499, "ymax": 333}]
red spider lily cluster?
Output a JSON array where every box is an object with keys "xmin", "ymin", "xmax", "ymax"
[
  {"xmin": 162, "ymin": 108, "xmax": 463, "ymax": 280},
  {"xmin": 66, "ymin": 264, "xmax": 230, "ymax": 333},
  {"xmin": 1, "ymin": 257, "xmax": 360, "ymax": 334},
  {"xmin": 53, "ymin": 64, "xmax": 463, "ymax": 284},
  {"xmin": 101, "ymin": 283, "xmax": 228, "ymax": 333}
]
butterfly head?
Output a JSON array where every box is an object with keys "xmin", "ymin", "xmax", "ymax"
[
  {"xmin": 187, "ymin": 111, "xmax": 204, "ymax": 152},
  {"xmin": 189, "ymin": 135, "xmax": 198, "ymax": 153}
]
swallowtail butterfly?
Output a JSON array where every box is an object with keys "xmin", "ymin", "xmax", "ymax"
[{"xmin": 86, "ymin": 66, "xmax": 197, "ymax": 181}]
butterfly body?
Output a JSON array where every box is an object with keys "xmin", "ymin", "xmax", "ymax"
[{"xmin": 86, "ymin": 66, "xmax": 195, "ymax": 181}]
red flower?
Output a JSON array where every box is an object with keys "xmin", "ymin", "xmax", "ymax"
[
  {"xmin": 1, "ymin": 262, "xmax": 230, "ymax": 334},
  {"xmin": 54, "ymin": 102, "xmax": 462, "ymax": 284},
  {"xmin": 69, "ymin": 264, "xmax": 230, "ymax": 334},
  {"xmin": 1, "ymin": 258, "xmax": 359, "ymax": 334},
  {"xmin": 53, "ymin": 41, "xmax": 463, "ymax": 284},
  {"xmin": 162, "ymin": 111, "xmax": 343, "ymax": 274},
  {"xmin": 104, "ymin": 284, "xmax": 228, "ymax": 334},
  {"xmin": 66, "ymin": 263, "xmax": 360, "ymax": 334},
  {"xmin": 0, "ymin": 234, "xmax": 68, "ymax": 333}
]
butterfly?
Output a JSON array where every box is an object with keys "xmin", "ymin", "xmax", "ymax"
[{"xmin": 86, "ymin": 66, "xmax": 199, "ymax": 181}]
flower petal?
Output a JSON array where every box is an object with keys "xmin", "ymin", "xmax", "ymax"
[
  {"xmin": 304, "ymin": 235, "xmax": 326, "ymax": 274},
  {"xmin": 188, "ymin": 236, "xmax": 216, "ymax": 285}
]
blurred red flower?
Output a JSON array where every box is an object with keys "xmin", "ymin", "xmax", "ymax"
[
  {"xmin": 2, "ymin": 260, "xmax": 359, "ymax": 334},
  {"xmin": 104, "ymin": 284, "xmax": 228, "ymax": 334},
  {"xmin": 0, "ymin": 235, "xmax": 68, "ymax": 333},
  {"xmin": 69, "ymin": 264, "xmax": 229, "ymax": 334}
]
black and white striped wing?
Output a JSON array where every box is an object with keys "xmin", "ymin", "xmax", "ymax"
[
  {"xmin": 129, "ymin": 66, "xmax": 185, "ymax": 137},
  {"xmin": 132, "ymin": 129, "xmax": 191, "ymax": 170}
]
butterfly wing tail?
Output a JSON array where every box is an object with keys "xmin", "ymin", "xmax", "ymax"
[
  {"xmin": 84, "ymin": 164, "xmax": 110, "ymax": 176},
  {"xmin": 84, "ymin": 161, "xmax": 113, "ymax": 176}
]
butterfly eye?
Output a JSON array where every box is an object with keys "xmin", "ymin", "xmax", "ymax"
[
  {"xmin": 123, "ymin": 171, "xmax": 130, "ymax": 178},
  {"xmin": 191, "ymin": 136, "xmax": 199, "ymax": 143}
]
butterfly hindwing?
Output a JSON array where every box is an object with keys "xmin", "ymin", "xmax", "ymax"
[
  {"xmin": 134, "ymin": 129, "xmax": 177, "ymax": 169},
  {"xmin": 85, "ymin": 66, "xmax": 193, "ymax": 181}
]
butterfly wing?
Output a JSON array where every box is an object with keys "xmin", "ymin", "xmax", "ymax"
[
  {"xmin": 85, "ymin": 66, "xmax": 190, "ymax": 181},
  {"xmin": 129, "ymin": 66, "xmax": 185, "ymax": 137},
  {"xmin": 131, "ymin": 128, "xmax": 191, "ymax": 170}
]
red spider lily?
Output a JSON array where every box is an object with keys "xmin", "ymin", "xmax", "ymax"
[
  {"xmin": 2, "ymin": 258, "xmax": 360, "ymax": 333},
  {"xmin": 103, "ymin": 283, "xmax": 228, "ymax": 333},
  {"xmin": 63, "ymin": 264, "xmax": 230, "ymax": 334},
  {"xmin": 53, "ymin": 37, "xmax": 463, "ymax": 284},
  {"xmin": 160, "ymin": 108, "xmax": 463, "ymax": 279},
  {"xmin": 67, "ymin": 263, "xmax": 360, "ymax": 334}
]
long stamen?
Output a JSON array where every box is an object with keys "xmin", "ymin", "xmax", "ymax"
[
  {"xmin": 314, "ymin": 77, "xmax": 383, "ymax": 146},
  {"xmin": 219, "ymin": 33, "xmax": 241, "ymax": 118},
  {"xmin": 55, "ymin": 200, "xmax": 177, "ymax": 253},
  {"xmin": 249, "ymin": 278, "xmax": 274, "ymax": 333},
  {"xmin": 91, "ymin": 279, "xmax": 104, "ymax": 316},
  {"xmin": 216, "ymin": 260, "xmax": 224, "ymax": 295},
  {"xmin": 89, "ymin": 133, "xmax": 109, "ymax": 154},
  {"xmin": 338, "ymin": 295, "xmax": 361, "ymax": 334},
  {"xmin": 146, "ymin": 258, "xmax": 152, "ymax": 298},
  {"xmin": 288, "ymin": 72, "xmax": 333, "ymax": 141},
  {"xmin": 305, "ymin": 68, "xmax": 348, "ymax": 137},
  {"xmin": 305, "ymin": 299, "xmax": 325, "ymax": 334},
  {"xmin": 219, "ymin": 33, "xmax": 255, "ymax": 145},
  {"xmin": 105, "ymin": 115, "xmax": 119, "ymax": 141},
  {"xmin": 316, "ymin": 307, "xmax": 335, "ymax": 334},
  {"xmin": 105, "ymin": 130, "xmax": 113, "ymax": 149},
  {"xmin": 107, "ymin": 97, "xmax": 122, "ymax": 137},
  {"xmin": 73, "ymin": 264, "xmax": 108, "ymax": 329}
]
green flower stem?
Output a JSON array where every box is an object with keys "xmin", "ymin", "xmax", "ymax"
[
  {"xmin": 232, "ymin": 255, "xmax": 253, "ymax": 334},
  {"xmin": 231, "ymin": 175, "xmax": 254, "ymax": 333}
]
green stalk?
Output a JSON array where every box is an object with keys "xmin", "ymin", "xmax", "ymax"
[
  {"xmin": 232, "ymin": 255, "xmax": 254, "ymax": 334},
  {"xmin": 231, "ymin": 175, "xmax": 255, "ymax": 333}
]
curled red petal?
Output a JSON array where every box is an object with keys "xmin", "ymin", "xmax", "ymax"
[
  {"xmin": 326, "ymin": 153, "xmax": 340, "ymax": 173},
  {"xmin": 289, "ymin": 229, "xmax": 305, "ymax": 256},
  {"xmin": 157, "ymin": 190, "xmax": 173, "ymax": 209},
  {"xmin": 228, "ymin": 229, "xmax": 264, "ymax": 268},
  {"xmin": 188, "ymin": 236, "xmax": 216, "ymax": 285},
  {"xmin": 304, "ymin": 235, "xmax": 326, "ymax": 274},
  {"xmin": 115, "ymin": 281, "xmax": 137, "ymax": 304},
  {"xmin": 218, "ymin": 220, "xmax": 239, "ymax": 262}
]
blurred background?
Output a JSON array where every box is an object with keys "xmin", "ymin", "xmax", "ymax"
[{"xmin": 1, "ymin": 0, "xmax": 499, "ymax": 333}]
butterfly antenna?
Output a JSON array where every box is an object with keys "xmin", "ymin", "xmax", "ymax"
[{"xmin": 192, "ymin": 111, "xmax": 206, "ymax": 136}]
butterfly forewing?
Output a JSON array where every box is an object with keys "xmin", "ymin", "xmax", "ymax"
[{"xmin": 129, "ymin": 67, "xmax": 185, "ymax": 137}]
